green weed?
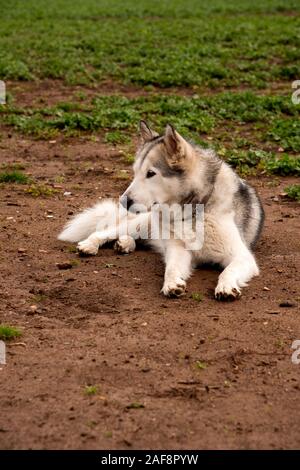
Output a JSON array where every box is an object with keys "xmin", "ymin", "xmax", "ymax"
[
  {"xmin": 195, "ymin": 361, "xmax": 207, "ymax": 370},
  {"xmin": 191, "ymin": 293, "xmax": 203, "ymax": 302},
  {"xmin": 284, "ymin": 184, "xmax": 300, "ymax": 201},
  {"xmin": 25, "ymin": 184, "xmax": 59, "ymax": 197},
  {"xmin": 84, "ymin": 385, "xmax": 99, "ymax": 396},
  {"xmin": 0, "ymin": 170, "xmax": 29, "ymax": 184},
  {"xmin": 0, "ymin": 325, "xmax": 22, "ymax": 341}
]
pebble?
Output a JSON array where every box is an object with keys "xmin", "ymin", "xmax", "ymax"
[
  {"xmin": 279, "ymin": 301, "xmax": 297, "ymax": 308},
  {"xmin": 56, "ymin": 262, "xmax": 73, "ymax": 270},
  {"xmin": 27, "ymin": 305, "xmax": 42, "ymax": 315}
]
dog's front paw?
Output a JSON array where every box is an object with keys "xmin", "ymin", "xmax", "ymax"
[
  {"xmin": 215, "ymin": 281, "xmax": 241, "ymax": 301},
  {"xmin": 162, "ymin": 279, "xmax": 186, "ymax": 298},
  {"xmin": 77, "ymin": 239, "xmax": 99, "ymax": 255},
  {"xmin": 114, "ymin": 235, "xmax": 136, "ymax": 254}
]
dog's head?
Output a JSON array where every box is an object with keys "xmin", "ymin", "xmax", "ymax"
[{"xmin": 120, "ymin": 121, "xmax": 197, "ymax": 211}]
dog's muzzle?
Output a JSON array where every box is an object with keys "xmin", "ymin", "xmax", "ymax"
[{"xmin": 120, "ymin": 195, "xmax": 134, "ymax": 211}]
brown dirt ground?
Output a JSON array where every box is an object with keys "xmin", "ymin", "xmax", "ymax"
[
  {"xmin": 6, "ymin": 78, "xmax": 293, "ymax": 110},
  {"xmin": 0, "ymin": 84, "xmax": 300, "ymax": 450}
]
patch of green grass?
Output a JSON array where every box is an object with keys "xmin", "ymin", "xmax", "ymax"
[
  {"xmin": 74, "ymin": 91, "xmax": 88, "ymax": 101},
  {"xmin": 0, "ymin": 170, "xmax": 29, "ymax": 184},
  {"xmin": 123, "ymin": 153, "xmax": 135, "ymax": 164},
  {"xmin": 268, "ymin": 119, "xmax": 300, "ymax": 152},
  {"xmin": 0, "ymin": 1, "xmax": 299, "ymax": 181},
  {"xmin": 25, "ymin": 184, "xmax": 59, "ymax": 197},
  {"xmin": 284, "ymin": 184, "xmax": 300, "ymax": 201},
  {"xmin": 263, "ymin": 154, "xmax": 300, "ymax": 176},
  {"xmin": 3, "ymin": 92, "xmax": 298, "ymax": 140},
  {"xmin": 104, "ymin": 130, "xmax": 131, "ymax": 145},
  {"xmin": 84, "ymin": 385, "xmax": 99, "ymax": 396},
  {"xmin": 0, "ymin": 1, "xmax": 300, "ymax": 87},
  {"xmin": 191, "ymin": 292, "xmax": 203, "ymax": 302},
  {"xmin": 54, "ymin": 175, "xmax": 65, "ymax": 183},
  {"xmin": 5, "ymin": 113, "xmax": 59, "ymax": 139},
  {"xmin": 1, "ymin": 92, "xmax": 299, "ymax": 177},
  {"xmin": 224, "ymin": 148, "xmax": 300, "ymax": 176},
  {"xmin": 0, "ymin": 325, "xmax": 22, "ymax": 341}
]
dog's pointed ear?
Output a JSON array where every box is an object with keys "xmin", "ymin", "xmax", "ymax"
[
  {"xmin": 139, "ymin": 120, "xmax": 158, "ymax": 143},
  {"xmin": 164, "ymin": 124, "xmax": 188, "ymax": 169},
  {"xmin": 164, "ymin": 124, "xmax": 180, "ymax": 155}
]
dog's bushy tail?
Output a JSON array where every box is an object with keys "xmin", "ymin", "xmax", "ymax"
[{"xmin": 58, "ymin": 200, "xmax": 118, "ymax": 243}]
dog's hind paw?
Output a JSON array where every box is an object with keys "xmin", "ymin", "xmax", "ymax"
[
  {"xmin": 215, "ymin": 282, "xmax": 241, "ymax": 301},
  {"xmin": 162, "ymin": 279, "xmax": 186, "ymax": 298},
  {"xmin": 114, "ymin": 235, "xmax": 136, "ymax": 254},
  {"xmin": 77, "ymin": 239, "xmax": 99, "ymax": 255}
]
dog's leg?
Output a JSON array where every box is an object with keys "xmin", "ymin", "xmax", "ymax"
[
  {"xmin": 161, "ymin": 241, "xmax": 192, "ymax": 297},
  {"xmin": 214, "ymin": 219, "xmax": 259, "ymax": 301},
  {"xmin": 77, "ymin": 212, "xmax": 150, "ymax": 255},
  {"xmin": 114, "ymin": 235, "xmax": 136, "ymax": 254},
  {"xmin": 77, "ymin": 228, "xmax": 117, "ymax": 255}
]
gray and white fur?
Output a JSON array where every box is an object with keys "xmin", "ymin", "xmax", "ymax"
[{"xmin": 59, "ymin": 121, "xmax": 264, "ymax": 300}]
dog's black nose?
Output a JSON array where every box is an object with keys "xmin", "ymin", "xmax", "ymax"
[{"xmin": 120, "ymin": 195, "xmax": 134, "ymax": 210}]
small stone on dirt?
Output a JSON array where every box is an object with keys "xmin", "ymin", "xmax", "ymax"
[
  {"xmin": 279, "ymin": 301, "xmax": 297, "ymax": 308},
  {"xmin": 27, "ymin": 305, "xmax": 42, "ymax": 315},
  {"xmin": 57, "ymin": 262, "xmax": 73, "ymax": 270}
]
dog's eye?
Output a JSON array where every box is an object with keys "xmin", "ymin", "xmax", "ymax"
[{"xmin": 146, "ymin": 170, "xmax": 156, "ymax": 178}]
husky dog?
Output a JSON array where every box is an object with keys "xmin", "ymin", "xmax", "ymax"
[{"xmin": 59, "ymin": 121, "xmax": 264, "ymax": 300}]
